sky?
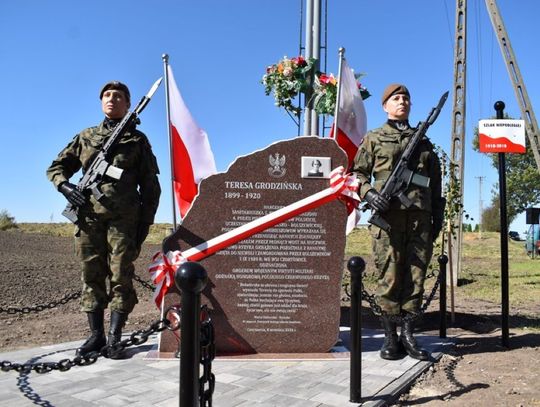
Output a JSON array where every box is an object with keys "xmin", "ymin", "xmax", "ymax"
[{"xmin": 1, "ymin": 0, "xmax": 539, "ymax": 235}]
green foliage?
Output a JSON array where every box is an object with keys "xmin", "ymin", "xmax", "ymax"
[
  {"xmin": 481, "ymin": 195, "xmax": 501, "ymax": 232},
  {"xmin": 434, "ymin": 146, "xmax": 473, "ymax": 236},
  {"xmin": 312, "ymin": 72, "xmax": 371, "ymax": 116},
  {"xmin": 472, "ymin": 117, "xmax": 540, "ymax": 221},
  {"xmin": 0, "ymin": 210, "xmax": 17, "ymax": 231},
  {"xmin": 261, "ymin": 56, "xmax": 371, "ymax": 117},
  {"xmin": 261, "ymin": 56, "xmax": 315, "ymax": 116}
]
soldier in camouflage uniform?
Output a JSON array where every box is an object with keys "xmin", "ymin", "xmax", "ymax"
[
  {"xmin": 47, "ymin": 81, "xmax": 161, "ymax": 359},
  {"xmin": 352, "ymin": 84, "xmax": 445, "ymax": 361}
]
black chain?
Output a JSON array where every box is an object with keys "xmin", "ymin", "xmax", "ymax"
[
  {"xmin": 0, "ymin": 316, "xmax": 176, "ymax": 374},
  {"xmin": 133, "ymin": 274, "xmax": 155, "ymax": 292},
  {"xmin": 199, "ymin": 305, "xmax": 215, "ymax": 407},
  {"xmin": 344, "ymin": 269, "xmax": 441, "ymax": 323},
  {"xmin": 0, "ymin": 274, "xmax": 153, "ymax": 316},
  {"xmin": 0, "ymin": 291, "xmax": 81, "ymax": 315}
]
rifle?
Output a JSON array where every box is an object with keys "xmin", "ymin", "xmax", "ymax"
[
  {"xmin": 367, "ymin": 91, "xmax": 449, "ymax": 232},
  {"xmin": 62, "ymin": 77, "xmax": 162, "ymax": 224}
]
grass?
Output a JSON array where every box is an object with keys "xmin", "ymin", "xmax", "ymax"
[{"xmin": 345, "ymin": 228, "xmax": 539, "ymax": 319}]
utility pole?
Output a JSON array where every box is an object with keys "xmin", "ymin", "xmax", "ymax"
[
  {"xmin": 448, "ymin": 0, "xmax": 467, "ymax": 287},
  {"xmin": 484, "ymin": 0, "xmax": 540, "ymax": 174},
  {"xmin": 476, "ymin": 175, "xmax": 485, "ymax": 238}
]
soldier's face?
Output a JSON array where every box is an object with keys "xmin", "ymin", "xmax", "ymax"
[
  {"xmin": 383, "ymin": 93, "xmax": 411, "ymax": 120},
  {"xmin": 101, "ymin": 90, "xmax": 130, "ymax": 119}
]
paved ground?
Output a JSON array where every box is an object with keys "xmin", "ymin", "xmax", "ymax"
[{"xmin": 0, "ymin": 328, "xmax": 451, "ymax": 407}]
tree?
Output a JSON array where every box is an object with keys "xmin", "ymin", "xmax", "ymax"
[
  {"xmin": 481, "ymin": 196, "xmax": 501, "ymax": 232},
  {"xmin": 472, "ymin": 117, "xmax": 540, "ymax": 222}
]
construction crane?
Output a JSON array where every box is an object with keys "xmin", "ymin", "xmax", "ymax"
[{"xmin": 484, "ymin": 0, "xmax": 540, "ymax": 173}]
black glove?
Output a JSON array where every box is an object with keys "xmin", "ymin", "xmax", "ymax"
[
  {"xmin": 58, "ymin": 182, "xmax": 86, "ymax": 206},
  {"xmin": 364, "ymin": 189, "xmax": 390, "ymax": 213},
  {"xmin": 136, "ymin": 222, "xmax": 151, "ymax": 248}
]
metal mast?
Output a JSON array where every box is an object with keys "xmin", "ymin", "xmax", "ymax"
[
  {"xmin": 484, "ymin": 0, "xmax": 540, "ymax": 173},
  {"xmin": 448, "ymin": 0, "xmax": 467, "ymax": 286},
  {"xmin": 303, "ymin": 0, "xmax": 321, "ymax": 136}
]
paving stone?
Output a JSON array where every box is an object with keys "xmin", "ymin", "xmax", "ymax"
[{"xmin": 0, "ymin": 329, "xmax": 450, "ymax": 406}]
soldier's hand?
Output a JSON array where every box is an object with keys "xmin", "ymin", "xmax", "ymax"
[
  {"xmin": 136, "ymin": 222, "xmax": 151, "ymax": 248},
  {"xmin": 364, "ymin": 189, "xmax": 390, "ymax": 213},
  {"xmin": 58, "ymin": 182, "xmax": 86, "ymax": 207}
]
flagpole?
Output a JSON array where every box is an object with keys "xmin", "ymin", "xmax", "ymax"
[
  {"xmin": 333, "ymin": 47, "xmax": 345, "ymax": 138},
  {"xmin": 162, "ymin": 53, "xmax": 178, "ymax": 230}
]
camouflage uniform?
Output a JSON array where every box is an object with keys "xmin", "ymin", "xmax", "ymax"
[
  {"xmin": 47, "ymin": 120, "xmax": 161, "ymax": 313},
  {"xmin": 352, "ymin": 122, "xmax": 443, "ymax": 315}
]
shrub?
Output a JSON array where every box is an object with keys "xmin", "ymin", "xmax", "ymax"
[{"xmin": 0, "ymin": 210, "xmax": 17, "ymax": 231}]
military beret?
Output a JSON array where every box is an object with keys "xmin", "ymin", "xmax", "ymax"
[
  {"xmin": 99, "ymin": 81, "xmax": 131, "ymax": 103},
  {"xmin": 381, "ymin": 83, "xmax": 410, "ymax": 105}
]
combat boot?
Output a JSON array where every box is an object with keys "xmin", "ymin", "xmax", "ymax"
[
  {"xmin": 380, "ymin": 316, "xmax": 405, "ymax": 360},
  {"xmin": 400, "ymin": 318, "xmax": 429, "ymax": 361},
  {"xmin": 107, "ymin": 311, "xmax": 128, "ymax": 359},
  {"xmin": 76, "ymin": 311, "xmax": 106, "ymax": 357}
]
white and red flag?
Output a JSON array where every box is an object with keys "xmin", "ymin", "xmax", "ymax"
[
  {"xmin": 329, "ymin": 59, "xmax": 367, "ymax": 167},
  {"xmin": 329, "ymin": 58, "xmax": 368, "ymax": 233},
  {"xmin": 167, "ymin": 65, "xmax": 217, "ymax": 218}
]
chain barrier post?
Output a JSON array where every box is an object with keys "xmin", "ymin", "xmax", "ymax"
[
  {"xmin": 494, "ymin": 100, "xmax": 510, "ymax": 348},
  {"xmin": 438, "ymin": 254, "xmax": 448, "ymax": 338},
  {"xmin": 348, "ymin": 256, "xmax": 365, "ymax": 403},
  {"xmin": 174, "ymin": 261, "xmax": 208, "ymax": 407}
]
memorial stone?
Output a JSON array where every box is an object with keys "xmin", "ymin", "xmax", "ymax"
[{"xmin": 159, "ymin": 136, "xmax": 349, "ymax": 354}]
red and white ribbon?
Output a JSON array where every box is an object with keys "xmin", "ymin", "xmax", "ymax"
[{"xmin": 148, "ymin": 166, "xmax": 360, "ymax": 308}]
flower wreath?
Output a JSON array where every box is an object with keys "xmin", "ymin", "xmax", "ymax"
[{"xmin": 261, "ymin": 55, "xmax": 371, "ymax": 117}]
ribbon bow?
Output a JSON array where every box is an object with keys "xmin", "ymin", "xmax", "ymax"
[
  {"xmin": 148, "ymin": 166, "xmax": 361, "ymax": 309},
  {"xmin": 148, "ymin": 250, "xmax": 184, "ymax": 308}
]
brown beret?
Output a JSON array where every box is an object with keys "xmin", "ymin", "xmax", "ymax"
[
  {"xmin": 381, "ymin": 83, "xmax": 410, "ymax": 105},
  {"xmin": 99, "ymin": 81, "xmax": 131, "ymax": 103}
]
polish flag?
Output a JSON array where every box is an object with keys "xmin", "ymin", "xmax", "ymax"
[
  {"xmin": 329, "ymin": 59, "xmax": 367, "ymax": 167},
  {"xmin": 167, "ymin": 65, "xmax": 217, "ymax": 218},
  {"xmin": 329, "ymin": 59, "xmax": 368, "ymax": 233}
]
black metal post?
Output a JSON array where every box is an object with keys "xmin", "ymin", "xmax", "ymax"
[
  {"xmin": 175, "ymin": 261, "xmax": 208, "ymax": 407},
  {"xmin": 438, "ymin": 254, "xmax": 448, "ymax": 338},
  {"xmin": 348, "ymin": 256, "xmax": 365, "ymax": 403},
  {"xmin": 494, "ymin": 101, "xmax": 510, "ymax": 348}
]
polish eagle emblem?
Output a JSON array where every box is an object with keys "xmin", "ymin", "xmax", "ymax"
[{"xmin": 268, "ymin": 153, "xmax": 286, "ymax": 178}]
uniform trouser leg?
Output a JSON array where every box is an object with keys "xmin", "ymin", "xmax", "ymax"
[
  {"xmin": 107, "ymin": 218, "xmax": 139, "ymax": 314},
  {"xmin": 371, "ymin": 211, "xmax": 432, "ymax": 360},
  {"xmin": 76, "ymin": 218, "xmax": 111, "ymax": 312},
  {"xmin": 76, "ymin": 217, "xmax": 139, "ymax": 314}
]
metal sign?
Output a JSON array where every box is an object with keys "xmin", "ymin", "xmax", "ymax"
[{"xmin": 478, "ymin": 119, "xmax": 526, "ymax": 153}]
